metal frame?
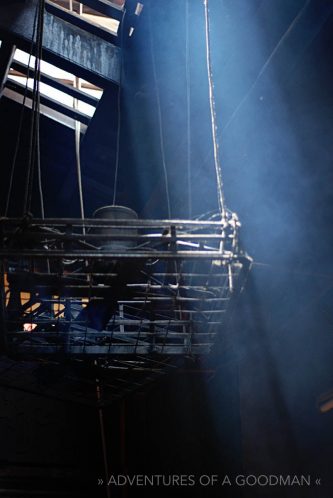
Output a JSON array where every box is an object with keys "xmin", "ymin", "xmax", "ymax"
[
  {"xmin": 0, "ymin": 41, "xmax": 16, "ymax": 96},
  {"xmin": 0, "ymin": 215, "xmax": 251, "ymax": 362},
  {"xmin": 11, "ymin": 59, "xmax": 100, "ymax": 108},
  {"xmin": 5, "ymin": 78, "xmax": 92, "ymax": 125}
]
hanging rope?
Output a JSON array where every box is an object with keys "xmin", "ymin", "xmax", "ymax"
[
  {"xmin": 73, "ymin": 76, "xmax": 86, "ymax": 230},
  {"xmin": 35, "ymin": 2, "xmax": 45, "ymax": 219},
  {"xmin": 94, "ymin": 360, "xmax": 111, "ymax": 498},
  {"xmin": 36, "ymin": 94, "xmax": 45, "ymax": 218},
  {"xmin": 148, "ymin": 7, "xmax": 171, "ymax": 219},
  {"xmin": 66, "ymin": 2, "xmax": 86, "ymax": 231},
  {"xmin": 112, "ymin": 8, "xmax": 126, "ymax": 206},
  {"xmin": 203, "ymin": 0, "xmax": 226, "ymax": 219},
  {"xmin": 23, "ymin": 0, "xmax": 46, "ymax": 216},
  {"xmin": 5, "ymin": 3, "xmax": 40, "ymax": 217},
  {"xmin": 185, "ymin": 0, "xmax": 192, "ymax": 219},
  {"xmin": 24, "ymin": 0, "xmax": 44, "ymax": 213}
]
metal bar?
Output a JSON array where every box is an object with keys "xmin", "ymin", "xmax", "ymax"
[
  {"xmin": 132, "ymin": 296, "xmax": 229, "ymax": 302},
  {"xmin": 5, "ymin": 78, "xmax": 91, "ymax": 124},
  {"xmin": 45, "ymin": 1, "xmax": 119, "ymax": 45},
  {"xmin": 0, "ymin": 41, "xmax": 16, "ymax": 96},
  {"xmin": 127, "ymin": 284, "xmax": 228, "ymax": 289},
  {"xmin": 6, "ymin": 317, "xmax": 220, "ymax": 327},
  {"xmin": 0, "ymin": 271, "xmax": 231, "ymax": 278},
  {"xmin": 5, "ymin": 307, "xmax": 226, "ymax": 315},
  {"xmin": 0, "ymin": 217, "xmax": 228, "ymax": 227},
  {"xmin": 0, "ymin": 250, "xmax": 240, "ymax": 260},
  {"xmin": 0, "ymin": 249, "xmax": 8, "ymax": 355},
  {"xmin": 11, "ymin": 60, "xmax": 99, "ymax": 107},
  {"xmin": 7, "ymin": 330, "xmax": 218, "ymax": 337},
  {"xmin": 77, "ymin": 0, "xmax": 124, "ymax": 20},
  {"xmin": 152, "ymin": 273, "xmax": 230, "ymax": 277},
  {"xmin": 10, "ymin": 345, "xmax": 212, "ymax": 354}
]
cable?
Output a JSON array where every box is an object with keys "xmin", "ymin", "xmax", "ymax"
[
  {"xmin": 24, "ymin": 0, "xmax": 46, "ymax": 215},
  {"xmin": 112, "ymin": 7, "xmax": 126, "ymax": 206},
  {"xmin": 31, "ymin": 0, "xmax": 45, "ymax": 216},
  {"xmin": 36, "ymin": 91, "xmax": 45, "ymax": 218},
  {"xmin": 95, "ymin": 361, "xmax": 111, "ymax": 498},
  {"xmin": 5, "ymin": 3, "xmax": 40, "ymax": 217},
  {"xmin": 67, "ymin": 1, "xmax": 86, "ymax": 230},
  {"xmin": 203, "ymin": 0, "xmax": 226, "ymax": 219},
  {"xmin": 25, "ymin": 0, "xmax": 43, "ymax": 213},
  {"xmin": 148, "ymin": 7, "xmax": 171, "ymax": 218},
  {"xmin": 73, "ymin": 75, "xmax": 85, "ymax": 230},
  {"xmin": 35, "ymin": 1, "xmax": 45, "ymax": 219},
  {"xmin": 185, "ymin": 0, "xmax": 192, "ymax": 218}
]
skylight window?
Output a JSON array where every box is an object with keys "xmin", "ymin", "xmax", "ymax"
[
  {"xmin": 4, "ymin": 48, "xmax": 103, "ymax": 129},
  {"xmin": 7, "ymin": 74, "xmax": 96, "ymax": 117},
  {"xmin": 14, "ymin": 49, "xmax": 75, "ymax": 82}
]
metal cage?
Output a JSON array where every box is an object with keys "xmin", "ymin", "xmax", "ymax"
[{"xmin": 0, "ymin": 214, "xmax": 251, "ymax": 362}]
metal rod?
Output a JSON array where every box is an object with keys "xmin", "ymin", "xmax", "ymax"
[{"xmin": 95, "ymin": 360, "xmax": 111, "ymax": 498}]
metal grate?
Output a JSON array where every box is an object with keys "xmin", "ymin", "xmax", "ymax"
[{"xmin": 0, "ymin": 215, "xmax": 251, "ymax": 361}]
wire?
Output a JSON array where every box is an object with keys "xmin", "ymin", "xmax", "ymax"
[
  {"xmin": 96, "ymin": 378, "xmax": 111, "ymax": 498},
  {"xmin": 112, "ymin": 8, "xmax": 126, "ymax": 206},
  {"xmin": 204, "ymin": 0, "xmax": 226, "ymax": 219},
  {"xmin": 31, "ymin": 0, "xmax": 46, "ymax": 218},
  {"xmin": 148, "ymin": 7, "xmax": 171, "ymax": 219},
  {"xmin": 35, "ymin": 3, "xmax": 45, "ymax": 219},
  {"xmin": 25, "ymin": 1, "xmax": 42, "ymax": 213},
  {"xmin": 73, "ymin": 76, "xmax": 85, "ymax": 230},
  {"xmin": 185, "ymin": 0, "xmax": 192, "ymax": 218},
  {"xmin": 24, "ymin": 0, "xmax": 46, "ymax": 215},
  {"xmin": 5, "ymin": 4, "xmax": 40, "ymax": 217},
  {"xmin": 67, "ymin": 0, "xmax": 86, "ymax": 230},
  {"xmin": 36, "ymin": 92, "xmax": 45, "ymax": 218}
]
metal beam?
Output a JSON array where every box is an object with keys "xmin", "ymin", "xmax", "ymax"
[
  {"xmin": 10, "ymin": 345, "xmax": 212, "ymax": 355},
  {"xmin": 45, "ymin": 1, "xmax": 119, "ymax": 45},
  {"xmin": 0, "ymin": 0, "xmax": 121, "ymax": 87},
  {"xmin": 78, "ymin": 0, "xmax": 124, "ymax": 21},
  {"xmin": 11, "ymin": 60, "xmax": 99, "ymax": 107},
  {"xmin": 0, "ymin": 41, "xmax": 16, "ymax": 96},
  {"xmin": 5, "ymin": 78, "xmax": 91, "ymax": 125}
]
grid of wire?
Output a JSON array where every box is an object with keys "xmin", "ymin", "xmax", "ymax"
[{"xmin": 0, "ymin": 217, "xmax": 251, "ymax": 358}]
